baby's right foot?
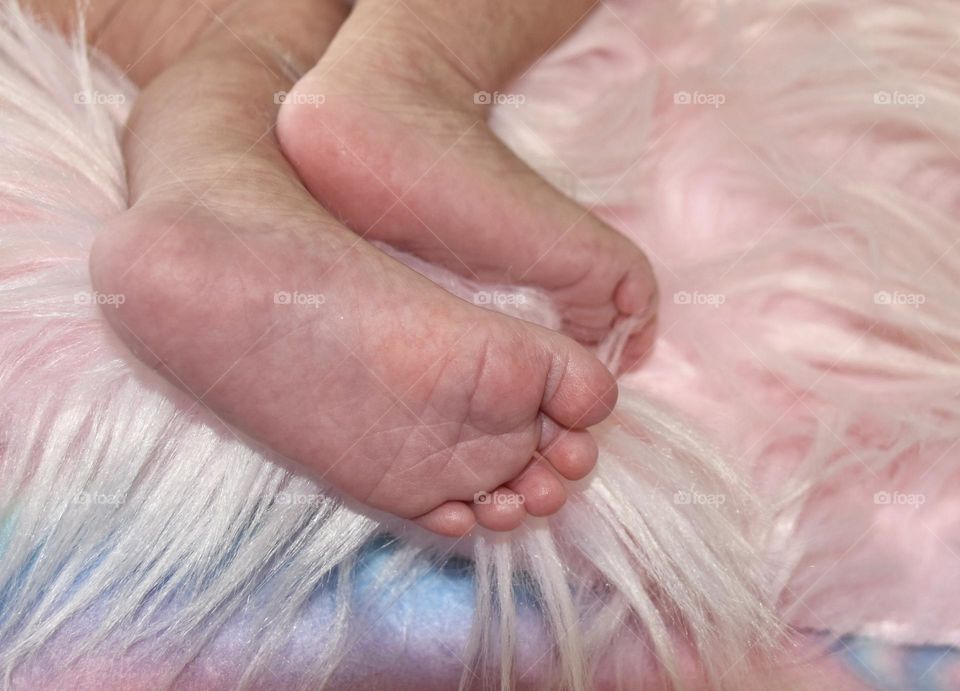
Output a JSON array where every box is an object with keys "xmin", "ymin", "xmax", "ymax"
[
  {"xmin": 277, "ymin": 0, "xmax": 659, "ymax": 371},
  {"xmin": 89, "ymin": 0, "xmax": 617, "ymax": 537}
]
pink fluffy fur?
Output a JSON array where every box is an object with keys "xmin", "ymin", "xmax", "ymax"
[
  {"xmin": 1, "ymin": 0, "xmax": 958, "ymax": 689},
  {"xmin": 495, "ymin": 0, "xmax": 960, "ymax": 647}
]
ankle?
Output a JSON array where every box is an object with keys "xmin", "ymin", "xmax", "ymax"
[
  {"xmin": 339, "ymin": 3, "xmax": 499, "ymax": 114},
  {"xmin": 95, "ymin": 0, "xmax": 237, "ymax": 86}
]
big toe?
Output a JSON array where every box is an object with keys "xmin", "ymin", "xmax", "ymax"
[
  {"xmin": 537, "ymin": 330, "xmax": 619, "ymax": 430},
  {"xmin": 549, "ymin": 224, "xmax": 659, "ymax": 374}
]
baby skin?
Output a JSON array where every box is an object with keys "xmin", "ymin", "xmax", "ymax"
[
  {"xmin": 277, "ymin": 0, "xmax": 658, "ymax": 360},
  {"xmin": 47, "ymin": 0, "xmax": 658, "ymax": 535}
]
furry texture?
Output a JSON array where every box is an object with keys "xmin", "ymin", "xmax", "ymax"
[{"xmin": 1, "ymin": 0, "xmax": 959, "ymax": 688}]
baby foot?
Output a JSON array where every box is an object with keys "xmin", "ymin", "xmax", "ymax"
[
  {"xmin": 89, "ymin": 10, "xmax": 617, "ymax": 537},
  {"xmin": 276, "ymin": 2, "xmax": 658, "ymax": 371},
  {"xmin": 93, "ymin": 204, "xmax": 615, "ymax": 536}
]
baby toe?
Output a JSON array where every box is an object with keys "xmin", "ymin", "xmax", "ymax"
[
  {"xmin": 508, "ymin": 461, "xmax": 567, "ymax": 517},
  {"xmin": 473, "ymin": 487, "xmax": 527, "ymax": 531},
  {"xmin": 413, "ymin": 501, "xmax": 477, "ymax": 537},
  {"xmin": 540, "ymin": 425, "xmax": 599, "ymax": 482}
]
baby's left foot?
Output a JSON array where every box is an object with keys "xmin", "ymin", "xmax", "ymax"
[
  {"xmin": 277, "ymin": 1, "xmax": 658, "ymax": 370},
  {"xmin": 89, "ymin": 0, "xmax": 615, "ymax": 538}
]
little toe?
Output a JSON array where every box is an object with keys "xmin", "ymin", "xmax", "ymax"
[
  {"xmin": 507, "ymin": 462, "xmax": 567, "ymax": 517},
  {"xmin": 413, "ymin": 501, "xmax": 477, "ymax": 537},
  {"xmin": 473, "ymin": 488, "xmax": 527, "ymax": 532}
]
